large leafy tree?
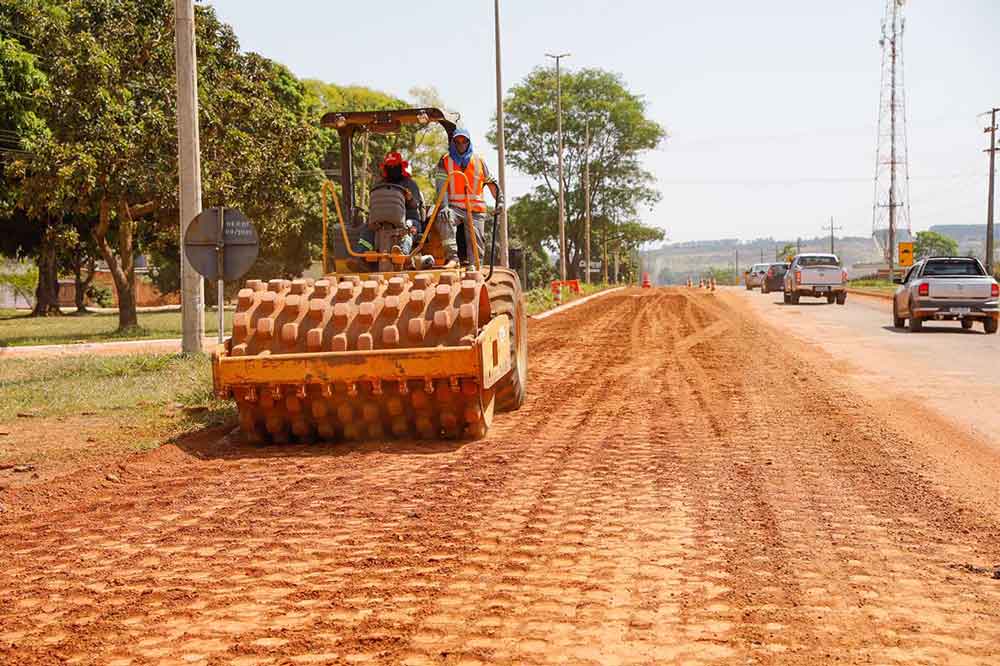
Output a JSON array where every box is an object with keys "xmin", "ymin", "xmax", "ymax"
[
  {"xmin": 5, "ymin": 0, "xmax": 323, "ymax": 329},
  {"xmin": 490, "ymin": 67, "xmax": 666, "ymax": 279},
  {"xmin": 0, "ymin": 11, "xmax": 61, "ymax": 315},
  {"xmin": 914, "ymin": 231, "xmax": 958, "ymax": 260}
]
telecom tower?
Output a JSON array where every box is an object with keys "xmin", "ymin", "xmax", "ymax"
[{"xmin": 871, "ymin": 0, "xmax": 912, "ymax": 268}]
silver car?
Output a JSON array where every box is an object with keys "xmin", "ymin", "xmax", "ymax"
[
  {"xmin": 892, "ymin": 257, "xmax": 999, "ymax": 333},
  {"xmin": 782, "ymin": 253, "xmax": 847, "ymax": 304},
  {"xmin": 744, "ymin": 263, "xmax": 768, "ymax": 290}
]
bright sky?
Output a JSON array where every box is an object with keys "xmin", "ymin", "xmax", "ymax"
[{"xmin": 207, "ymin": 0, "xmax": 1000, "ymax": 244}]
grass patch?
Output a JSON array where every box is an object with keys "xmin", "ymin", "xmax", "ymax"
[
  {"xmin": 0, "ymin": 309, "xmax": 233, "ymax": 347},
  {"xmin": 848, "ymin": 278, "xmax": 896, "ymax": 293},
  {"xmin": 525, "ymin": 282, "xmax": 612, "ymax": 316},
  {"xmin": 0, "ymin": 352, "xmax": 234, "ymax": 427}
]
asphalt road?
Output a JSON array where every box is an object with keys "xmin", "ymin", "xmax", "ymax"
[{"xmin": 2, "ymin": 288, "xmax": 1000, "ymax": 665}]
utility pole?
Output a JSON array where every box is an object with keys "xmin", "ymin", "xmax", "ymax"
[
  {"xmin": 797, "ymin": 237, "xmax": 801, "ymax": 254},
  {"xmin": 546, "ymin": 52, "xmax": 570, "ymax": 282},
  {"xmin": 823, "ymin": 216, "xmax": 842, "ymax": 254},
  {"xmin": 175, "ymin": 0, "xmax": 204, "ymax": 352},
  {"xmin": 985, "ymin": 107, "xmax": 998, "ymax": 274},
  {"xmin": 887, "ymin": 0, "xmax": 897, "ymax": 279},
  {"xmin": 583, "ymin": 121, "xmax": 591, "ymax": 283},
  {"xmin": 494, "ymin": 0, "xmax": 509, "ymax": 268},
  {"xmin": 602, "ymin": 220, "xmax": 609, "ymax": 283}
]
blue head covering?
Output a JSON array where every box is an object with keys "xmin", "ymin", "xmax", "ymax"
[{"xmin": 449, "ymin": 128, "xmax": 474, "ymax": 168}]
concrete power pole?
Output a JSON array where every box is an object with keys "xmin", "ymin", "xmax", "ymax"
[
  {"xmin": 174, "ymin": 0, "xmax": 204, "ymax": 352},
  {"xmin": 494, "ymin": 0, "xmax": 509, "ymax": 268},
  {"xmin": 985, "ymin": 107, "xmax": 998, "ymax": 274},
  {"xmin": 546, "ymin": 52, "xmax": 570, "ymax": 282},
  {"xmin": 824, "ymin": 216, "xmax": 842, "ymax": 254},
  {"xmin": 583, "ymin": 121, "xmax": 591, "ymax": 284}
]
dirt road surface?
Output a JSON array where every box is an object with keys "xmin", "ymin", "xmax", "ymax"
[{"xmin": 3, "ymin": 288, "xmax": 1000, "ymax": 665}]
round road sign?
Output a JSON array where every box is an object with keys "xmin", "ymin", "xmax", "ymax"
[{"xmin": 183, "ymin": 207, "xmax": 259, "ymax": 281}]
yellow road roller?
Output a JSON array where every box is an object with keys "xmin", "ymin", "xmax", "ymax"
[{"xmin": 211, "ymin": 108, "xmax": 527, "ymax": 443}]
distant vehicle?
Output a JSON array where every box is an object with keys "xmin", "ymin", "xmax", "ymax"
[
  {"xmin": 783, "ymin": 253, "xmax": 847, "ymax": 304},
  {"xmin": 760, "ymin": 262, "xmax": 789, "ymax": 294},
  {"xmin": 744, "ymin": 263, "xmax": 769, "ymax": 290},
  {"xmin": 892, "ymin": 257, "xmax": 999, "ymax": 333}
]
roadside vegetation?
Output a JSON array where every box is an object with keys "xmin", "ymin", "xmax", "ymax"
[
  {"xmin": 848, "ymin": 278, "xmax": 896, "ymax": 294},
  {"xmin": 0, "ymin": 353, "xmax": 233, "ymax": 474},
  {"xmin": 525, "ymin": 282, "xmax": 610, "ymax": 315},
  {"xmin": 0, "ymin": 308, "xmax": 233, "ymax": 347}
]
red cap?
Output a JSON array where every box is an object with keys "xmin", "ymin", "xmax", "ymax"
[{"xmin": 381, "ymin": 152, "xmax": 409, "ymax": 177}]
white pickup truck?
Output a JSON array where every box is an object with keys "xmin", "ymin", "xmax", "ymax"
[
  {"xmin": 892, "ymin": 257, "xmax": 999, "ymax": 333},
  {"xmin": 782, "ymin": 253, "xmax": 847, "ymax": 305}
]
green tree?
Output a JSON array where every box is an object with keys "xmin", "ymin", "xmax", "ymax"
[
  {"xmin": 777, "ymin": 243, "xmax": 796, "ymax": 261},
  {"xmin": 913, "ymin": 231, "xmax": 958, "ymax": 260},
  {"xmin": 6, "ymin": 0, "xmax": 323, "ymax": 330},
  {"xmin": 0, "ymin": 14, "xmax": 61, "ymax": 315},
  {"xmin": 490, "ymin": 67, "xmax": 666, "ymax": 278}
]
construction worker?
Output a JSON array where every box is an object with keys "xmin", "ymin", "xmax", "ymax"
[
  {"xmin": 435, "ymin": 128, "xmax": 504, "ymax": 265},
  {"xmin": 357, "ymin": 152, "xmax": 425, "ymax": 262}
]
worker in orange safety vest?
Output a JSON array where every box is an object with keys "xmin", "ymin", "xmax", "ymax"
[{"xmin": 434, "ymin": 128, "xmax": 504, "ymax": 266}]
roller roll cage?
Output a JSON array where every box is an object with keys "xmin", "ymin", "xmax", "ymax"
[{"xmin": 317, "ymin": 107, "xmax": 500, "ymax": 279}]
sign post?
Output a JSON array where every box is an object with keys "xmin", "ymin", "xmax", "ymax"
[{"xmin": 184, "ymin": 208, "xmax": 259, "ymax": 346}]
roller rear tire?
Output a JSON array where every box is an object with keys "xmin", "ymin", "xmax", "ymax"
[{"xmin": 488, "ymin": 269, "xmax": 527, "ymax": 412}]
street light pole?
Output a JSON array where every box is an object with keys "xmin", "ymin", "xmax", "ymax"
[
  {"xmin": 546, "ymin": 52, "xmax": 570, "ymax": 282},
  {"xmin": 583, "ymin": 121, "xmax": 591, "ymax": 284},
  {"xmin": 494, "ymin": 0, "xmax": 509, "ymax": 268},
  {"xmin": 174, "ymin": 0, "xmax": 204, "ymax": 352}
]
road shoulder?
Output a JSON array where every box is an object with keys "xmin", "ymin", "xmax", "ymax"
[{"xmin": 722, "ymin": 288, "xmax": 1000, "ymax": 523}]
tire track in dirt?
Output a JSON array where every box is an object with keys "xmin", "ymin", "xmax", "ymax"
[
  {"xmin": 0, "ymin": 293, "xmax": 660, "ymax": 665},
  {"xmin": 2, "ymin": 288, "xmax": 1000, "ymax": 665},
  {"xmin": 672, "ymin": 290, "xmax": 1000, "ymax": 664}
]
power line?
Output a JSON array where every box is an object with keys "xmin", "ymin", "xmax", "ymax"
[{"xmin": 656, "ymin": 172, "xmax": 978, "ymax": 186}]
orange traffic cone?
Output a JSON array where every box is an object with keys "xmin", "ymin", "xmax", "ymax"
[{"xmin": 641, "ymin": 272, "xmax": 651, "ymax": 288}]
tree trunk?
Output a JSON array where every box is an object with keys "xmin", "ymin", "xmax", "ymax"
[
  {"xmin": 73, "ymin": 255, "xmax": 96, "ymax": 314},
  {"xmin": 93, "ymin": 198, "xmax": 139, "ymax": 330},
  {"xmin": 31, "ymin": 224, "xmax": 62, "ymax": 317}
]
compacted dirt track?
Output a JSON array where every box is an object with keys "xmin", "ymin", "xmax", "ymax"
[{"xmin": 3, "ymin": 287, "xmax": 1000, "ymax": 665}]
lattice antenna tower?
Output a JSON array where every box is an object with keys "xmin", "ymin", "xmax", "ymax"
[{"xmin": 871, "ymin": 0, "xmax": 912, "ymax": 265}]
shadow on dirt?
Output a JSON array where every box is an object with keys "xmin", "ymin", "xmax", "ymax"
[
  {"xmin": 169, "ymin": 423, "xmax": 470, "ymax": 462},
  {"xmin": 880, "ymin": 325, "xmax": 983, "ymax": 335},
  {"xmin": 772, "ymin": 300, "xmax": 837, "ymax": 307}
]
